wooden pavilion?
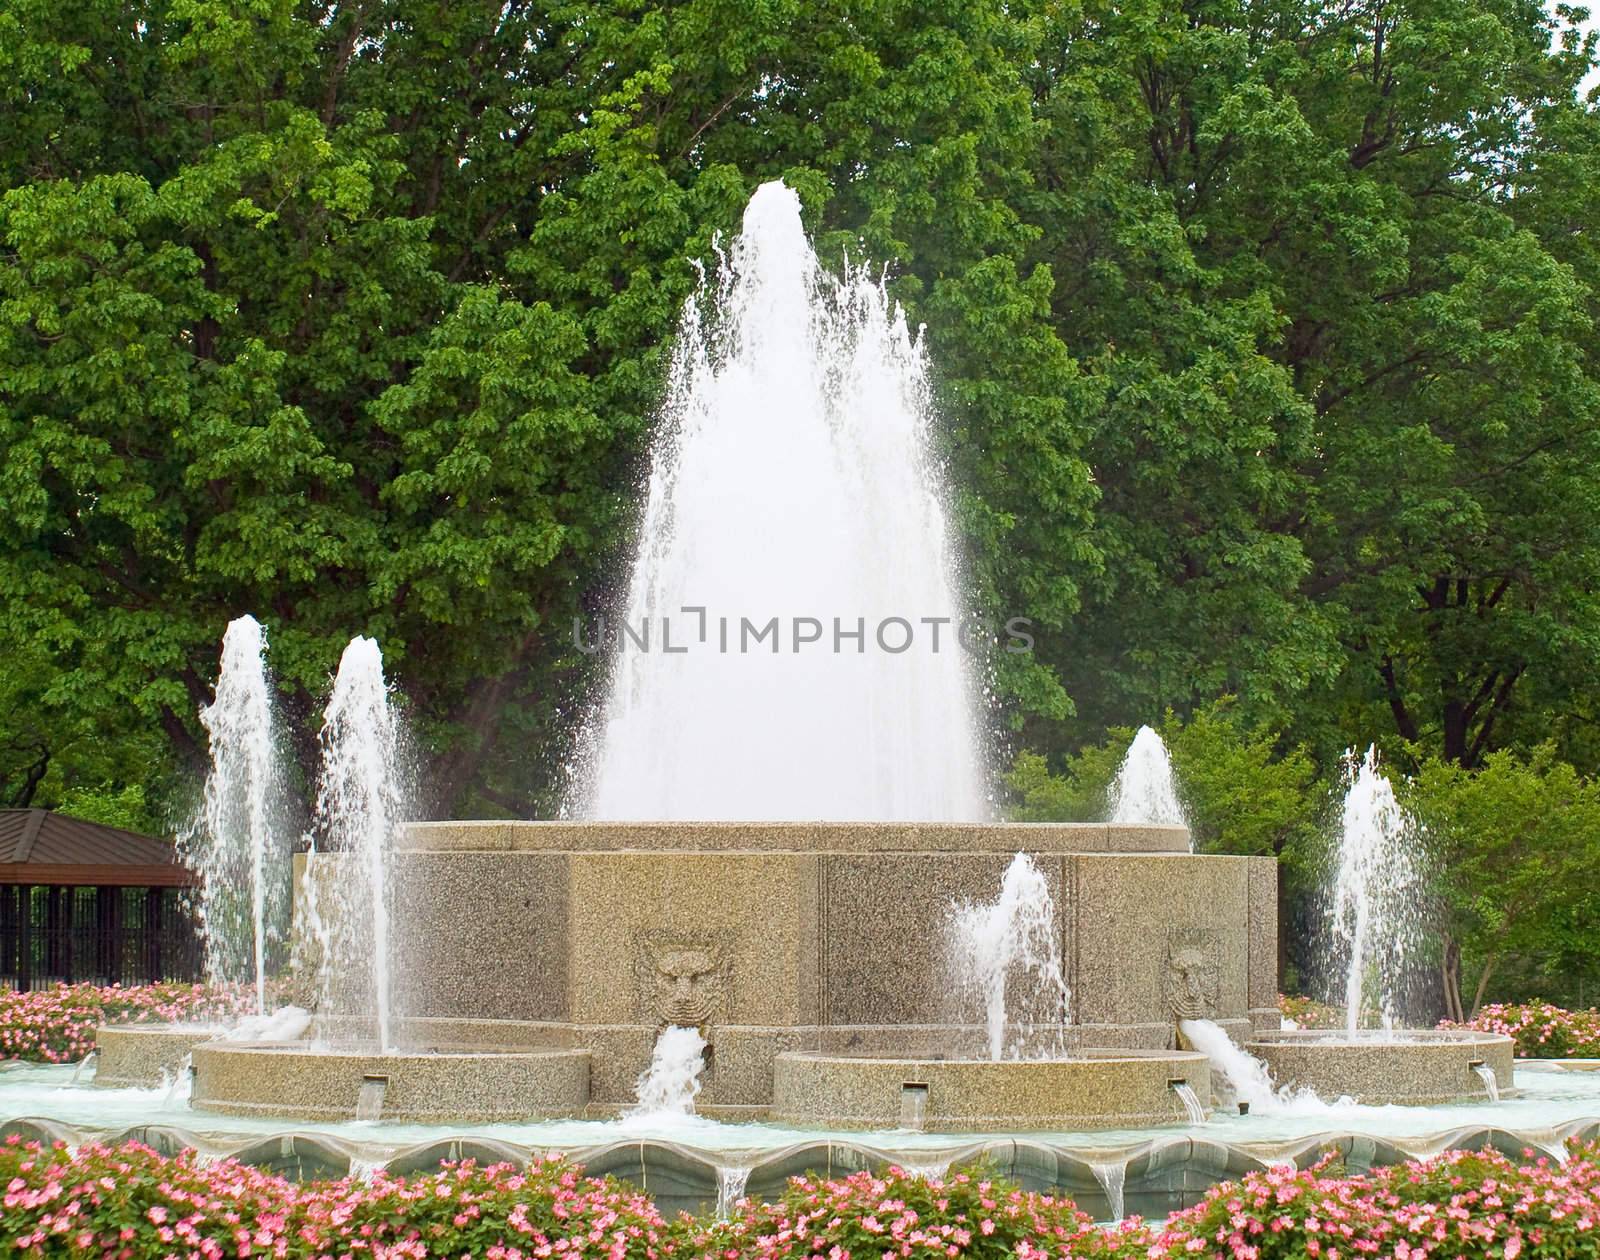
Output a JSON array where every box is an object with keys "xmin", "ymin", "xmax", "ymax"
[{"xmin": 0, "ymin": 810, "xmax": 201, "ymax": 991}]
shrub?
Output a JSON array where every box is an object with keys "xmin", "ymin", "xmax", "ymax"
[
  {"xmin": 0, "ymin": 982, "xmax": 257, "ymax": 1063},
  {"xmin": 1441, "ymin": 1000, "xmax": 1600, "ymax": 1058},
  {"xmin": 0, "ymin": 1138, "xmax": 299, "ymax": 1257},
  {"xmin": 0, "ymin": 1138, "xmax": 676, "ymax": 1260},
  {"xmin": 5, "ymin": 1138, "xmax": 1600, "ymax": 1259},
  {"xmin": 296, "ymin": 1157, "xmax": 675, "ymax": 1259},
  {"xmin": 693, "ymin": 1164, "xmax": 1100, "ymax": 1259},
  {"xmin": 1136, "ymin": 1144, "xmax": 1600, "ymax": 1260}
]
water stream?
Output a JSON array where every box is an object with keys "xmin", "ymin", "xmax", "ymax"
[
  {"xmin": 1179, "ymin": 1018, "xmax": 1331, "ymax": 1115},
  {"xmin": 182, "ymin": 615, "xmax": 291, "ymax": 1015},
  {"xmin": 631, "ymin": 1026, "xmax": 708, "ymax": 1116},
  {"xmin": 575, "ymin": 180, "xmax": 987, "ymax": 822},
  {"xmin": 1330, "ymin": 748, "xmax": 1424, "ymax": 1034},
  {"xmin": 949, "ymin": 853, "xmax": 1071, "ymax": 1061},
  {"xmin": 1108, "ymin": 726, "xmax": 1187, "ymax": 831},
  {"xmin": 1090, "ymin": 1161, "xmax": 1126, "ymax": 1221},
  {"xmin": 715, "ymin": 1166, "xmax": 751, "ymax": 1219}
]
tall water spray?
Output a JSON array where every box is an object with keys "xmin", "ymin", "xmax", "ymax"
[
  {"xmin": 1108, "ymin": 726, "xmax": 1187, "ymax": 830},
  {"xmin": 309, "ymin": 637, "xmax": 407, "ymax": 1051},
  {"xmin": 1329, "ymin": 747, "xmax": 1424, "ymax": 1036},
  {"xmin": 577, "ymin": 180, "xmax": 987, "ymax": 822},
  {"xmin": 182, "ymin": 615, "xmax": 290, "ymax": 1016},
  {"xmin": 949, "ymin": 853, "xmax": 1071, "ymax": 1060}
]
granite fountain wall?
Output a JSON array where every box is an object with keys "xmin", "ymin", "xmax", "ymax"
[{"xmin": 310, "ymin": 821, "xmax": 1279, "ymax": 1117}]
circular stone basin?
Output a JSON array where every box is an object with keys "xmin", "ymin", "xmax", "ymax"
[
  {"xmin": 1244, "ymin": 1029, "xmax": 1515, "ymax": 1105},
  {"xmin": 190, "ymin": 1041, "xmax": 590, "ymax": 1123},
  {"xmin": 96, "ymin": 1024, "xmax": 226, "ymax": 1089},
  {"xmin": 770, "ymin": 1048, "xmax": 1212, "ymax": 1131}
]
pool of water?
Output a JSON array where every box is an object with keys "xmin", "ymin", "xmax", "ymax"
[{"xmin": 3, "ymin": 1059, "xmax": 1598, "ymax": 1165}]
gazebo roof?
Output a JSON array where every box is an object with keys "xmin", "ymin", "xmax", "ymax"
[{"xmin": 0, "ymin": 810, "xmax": 195, "ymax": 887}]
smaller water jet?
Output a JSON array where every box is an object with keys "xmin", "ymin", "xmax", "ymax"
[
  {"xmin": 948, "ymin": 852, "xmax": 1070, "ymax": 1061},
  {"xmin": 182, "ymin": 614, "xmax": 292, "ymax": 1015},
  {"xmin": 1243, "ymin": 751, "xmax": 1512, "ymax": 1104},
  {"xmin": 68, "ymin": 1052, "xmax": 97, "ymax": 1086},
  {"xmin": 305, "ymin": 636, "xmax": 408, "ymax": 1052},
  {"xmin": 1108, "ymin": 726, "xmax": 1187, "ymax": 831},
  {"xmin": 1328, "ymin": 746, "xmax": 1421, "ymax": 1035},
  {"xmin": 1171, "ymin": 1080, "xmax": 1207, "ymax": 1124}
]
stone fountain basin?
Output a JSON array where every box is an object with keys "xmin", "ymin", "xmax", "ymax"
[
  {"xmin": 770, "ymin": 1048, "xmax": 1213, "ymax": 1132},
  {"xmin": 190, "ymin": 1040, "xmax": 591, "ymax": 1123},
  {"xmin": 96, "ymin": 1024, "xmax": 228, "ymax": 1089},
  {"xmin": 1244, "ymin": 1029, "xmax": 1515, "ymax": 1105}
]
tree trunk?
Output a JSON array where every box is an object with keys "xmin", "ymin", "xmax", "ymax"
[
  {"xmin": 1470, "ymin": 953, "xmax": 1500, "ymax": 1018},
  {"xmin": 1441, "ymin": 936, "xmax": 1465, "ymax": 1023}
]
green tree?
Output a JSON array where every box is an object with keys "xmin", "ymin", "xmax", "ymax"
[
  {"xmin": 1411, "ymin": 745, "xmax": 1600, "ymax": 1020},
  {"xmin": 0, "ymin": 0, "xmax": 1088, "ymax": 815},
  {"xmin": 1012, "ymin": 0, "xmax": 1600, "ymax": 770}
]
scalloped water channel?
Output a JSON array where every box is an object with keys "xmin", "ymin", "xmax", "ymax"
[{"xmin": 3, "ymin": 1061, "xmax": 1599, "ymax": 1215}]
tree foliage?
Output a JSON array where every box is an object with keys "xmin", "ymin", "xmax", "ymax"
[
  {"xmin": 0, "ymin": 0, "xmax": 1596, "ymax": 843},
  {"xmin": 1410, "ymin": 746, "xmax": 1600, "ymax": 1019}
]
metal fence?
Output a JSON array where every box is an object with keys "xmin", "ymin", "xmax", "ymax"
[{"xmin": 0, "ymin": 885, "xmax": 202, "ymax": 991}]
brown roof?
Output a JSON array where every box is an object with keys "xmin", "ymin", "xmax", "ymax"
[{"xmin": 0, "ymin": 810, "xmax": 196, "ymax": 887}]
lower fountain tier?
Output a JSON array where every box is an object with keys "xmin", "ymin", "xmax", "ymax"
[
  {"xmin": 1245, "ymin": 1030, "xmax": 1516, "ymax": 1105},
  {"xmin": 190, "ymin": 1041, "xmax": 591, "ymax": 1122},
  {"xmin": 772, "ymin": 1049, "xmax": 1213, "ymax": 1131},
  {"xmin": 292, "ymin": 821, "xmax": 1278, "ymax": 1117},
  {"xmin": 96, "ymin": 1025, "xmax": 222, "ymax": 1088}
]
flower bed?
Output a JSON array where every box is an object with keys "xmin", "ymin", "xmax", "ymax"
[
  {"xmin": 1277, "ymin": 993, "xmax": 1346, "ymax": 1030},
  {"xmin": 0, "ymin": 1140, "xmax": 673, "ymax": 1259},
  {"xmin": 1135, "ymin": 1145, "xmax": 1600, "ymax": 1260},
  {"xmin": 0, "ymin": 982, "xmax": 257, "ymax": 1063},
  {"xmin": 702, "ymin": 1165, "xmax": 1101, "ymax": 1259},
  {"xmin": 4, "ymin": 1137, "xmax": 1599, "ymax": 1259},
  {"xmin": 1441, "ymin": 1000, "xmax": 1600, "ymax": 1059}
]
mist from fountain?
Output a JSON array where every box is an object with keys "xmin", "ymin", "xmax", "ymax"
[
  {"xmin": 949, "ymin": 853, "xmax": 1071, "ymax": 1061},
  {"xmin": 181, "ymin": 614, "xmax": 292, "ymax": 1016},
  {"xmin": 575, "ymin": 179, "xmax": 987, "ymax": 822},
  {"xmin": 1330, "ymin": 747, "xmax": 1424, "ymax": 1037},
  {"xmin": 306, "ymin": 637, "xmax": 409, "ymax": 1052},
  {"xmin": 1108, "ymin": 726, "xmax": 1187, "ymax": 830}
]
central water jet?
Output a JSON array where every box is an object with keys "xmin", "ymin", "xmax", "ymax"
[{"xmin": 576, "ymin": 180, "xmax": 987, "ymax": 822}]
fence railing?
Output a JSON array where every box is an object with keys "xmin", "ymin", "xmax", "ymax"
[{"xmin": 0, "ymin": 885, "xmax": 202, "ymax": 991}]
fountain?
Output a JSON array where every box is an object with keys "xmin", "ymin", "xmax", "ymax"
[
  {"xmin": 770, "ymin": 850, "xmax": 1211, "ymax": 1130},
  {"xmin": 1244, "ymin": 748, "xmax": 1512, "ymax": 1103},
  {"xmin": 9, "ymin": 180, "xmax": 1583, "ymax": 1214},
  {"xmin": 181, "ymin": 181, "xmax": 1270, "ymax": 1128},
  {"xmin": 97, "ymin": 614, "xmax": 296, "ymax": 1088},
  {"xmin": 191, "ymin": 636, "xmax": 592, "ymax": 1122}
]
